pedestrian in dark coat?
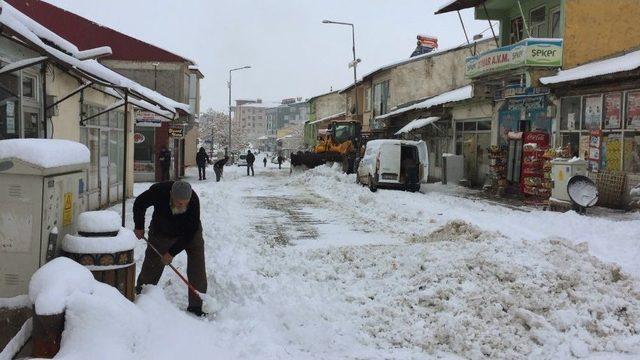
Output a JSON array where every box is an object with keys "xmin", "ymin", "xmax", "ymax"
[
  {"xmin": 263, "ymin": 157, "xmax": 267, "ymax": 167},
  {"xmin": 277, "ymin": 155, "xmax": 283, "ymax": 169},
  {"xmin": 158, "ymin": 146, "xmax": 172, "ymax": 181},
  {"xmin": 213, "ymin": 156, "xmax": 228, "ymax": 182},
  {"xmin": 246, "ymin": 150, "xmax": 255, "ymax": 176},
  {"xmin": 196, "ymin": 147, "xmax": 210, "ymax": 180},
  {"xmin": 133, "ymin": 181, "xmax": 207, "ymax": 316}
]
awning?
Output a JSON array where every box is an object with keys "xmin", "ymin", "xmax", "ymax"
[
  {"xmin": 377, "ymin": 85, "xmax": 473, "ymax": 121},
  {"xmin": 435, "ymin": 0, "xmax": 486, "ymax": 14},
  {"xmin": 395, "ymin": 117, "xmax": 440, "ymax": 135},
  {"xmin": 0, "ymin": 56, "xmax": 47, "ymax": 74},
  {"xmin": 540, "ymin": 49, "xmax": 640, "ymax": 85}
]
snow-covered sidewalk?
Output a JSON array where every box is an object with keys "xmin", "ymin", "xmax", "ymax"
[{"xmin": 45, "ymin": 163, "xmax": 640, "ymax": 359}]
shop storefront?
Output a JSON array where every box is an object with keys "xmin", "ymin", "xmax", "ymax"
[
  {"xmin": 133, "ymin": 110, "xmax": 161, "ymax": 182},
  {"xmin": 79, "ymin": 103, "xmax": 125, "ymax": 209}
]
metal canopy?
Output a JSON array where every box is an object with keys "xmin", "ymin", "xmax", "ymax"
[{"xmin": 435, "ymin": 0, "xmax": 487, "ymax": 14}]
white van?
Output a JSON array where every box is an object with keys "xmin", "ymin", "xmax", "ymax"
[{"xmin": 356, "ymin": 139, "xmax": 429, "ymax": 192}]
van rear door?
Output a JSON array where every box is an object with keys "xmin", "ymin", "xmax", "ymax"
[
  {"xmin": 416, "ymin": 141, "xmax": 429, "ymax": 182},
  {"xmin": 378, "ymin": 142, "xmax": 401, "ymax": 182}
]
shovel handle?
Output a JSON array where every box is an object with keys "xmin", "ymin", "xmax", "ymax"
[{"xmin": 142, "ymin": 237, "xmax": 202, "ymax": 300}]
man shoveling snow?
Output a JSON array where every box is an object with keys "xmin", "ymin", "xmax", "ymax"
[{"xmin": 133, "ymin": 180, "xmax": 208, "ymax": 317}]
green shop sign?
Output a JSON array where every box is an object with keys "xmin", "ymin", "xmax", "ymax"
[{"xmin": 465, "ymin": 39, "xmax": 563, "ymax": 78}]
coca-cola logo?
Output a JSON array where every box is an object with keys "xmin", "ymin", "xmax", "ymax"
[{"xmin": 525, "ymin": 133, "xmax": 547, "ymax": 141}]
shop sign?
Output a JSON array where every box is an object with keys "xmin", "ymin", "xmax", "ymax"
[
  {"xmin": 135, "ymin": 110, "xmax": 162, "ymax": 127},
  {"xmin": 133, "ymin": 132, "xmax": 146, "ymax": 144},
  {"xmin": 503, "ymin": 85, "xmax": 550, "ymax": 99},
  {"xmin": 466, "ymin": 38, "xmax": 563, "ymax": 78},
  {"xmin": 168, "ymin": 127, "xmax": 184, "ymax": 138}
]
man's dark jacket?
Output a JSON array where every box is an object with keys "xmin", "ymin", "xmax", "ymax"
[
  {"xmin": 247, "ymin": 153, "xmax": 255, "ymax": 165},
  {"xmin": 133, "ymin": 181, "xmax": 201, "ymax": 256},
  {"xmin": 196, "ymin": 151, "xmax": 210, "ymax": 167}
]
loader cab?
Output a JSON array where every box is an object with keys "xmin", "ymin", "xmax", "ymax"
[{"xmin": 328, "ymin": 121, "xmax": 361, "ymax": 144}]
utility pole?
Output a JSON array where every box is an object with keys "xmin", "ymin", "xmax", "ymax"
[{"xmin": 323, "ymin": 20, "xmax": 359, "ymax": 120}]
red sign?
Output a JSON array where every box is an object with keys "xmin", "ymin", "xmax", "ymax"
[
  {"xmin": 134, "ymin": 132, "xmax": 146, "ymax": 144},
  {"xmin": 604, "ymin": 93, "xmax": 622, "ymax": 129},
  {"xmin": 523, "ymin": 131, "xmax": 549, "ymax": 148}
]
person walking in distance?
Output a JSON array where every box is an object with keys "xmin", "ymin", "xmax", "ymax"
[
  {"xmin": 263, "ymin": 156, "xmax": 267, "ymax": 167},
  {"xmin": 213, "ymin": 156, "xmax": 228, "ymax": 182},
  {"xmin": 246, "ymin": 150, "xmax": 255, "ymax": 176},
  {"xmin": 158, "ymin": 146, "xmax": 171, "ymax": 181},
  {"xmin": 133, "ymin": 180, "xmax": 207, "ymax": 316},
  {"xmin": 196, "ymin": 147, "xmax": 211, "ymax": 181},
  {"xmin": 277, "ymin": 154, "xmax": 283, "ymax": 169}
]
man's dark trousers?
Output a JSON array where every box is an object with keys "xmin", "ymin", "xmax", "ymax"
[
  {"xmin": 136, "ymin": 226, "xmax": 207, "ymax": 308},
  {"xmin": 247, "ymin": 163, "xmax": 254, "ymax": 176}
]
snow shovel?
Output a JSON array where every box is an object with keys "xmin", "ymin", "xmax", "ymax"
[{"xmin": 142, "ymin": 237, "xmax": 219, "ymax": 315}]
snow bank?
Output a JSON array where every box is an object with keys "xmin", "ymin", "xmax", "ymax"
[
  {"xmin": 0, "ymin": 294, "xmax": 30, "ymax": 310},
  {"xmin": 0, "ymin": 139, "xmax": 89, "ymax": 168},
  {"xmin": 62, "ymin": 228, "xmax": 137, "ymax": 254},
  {"xmin": 77, "ymin": 210, "xmax": 122, "ymax": 233},
  {"xmin": 28, "ymin": 257, "xmax": 95, "ymax": 315}
]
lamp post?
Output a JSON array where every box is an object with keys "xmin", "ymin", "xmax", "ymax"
[
  {"xmin": 227, "ymin": 65, "xmax": 251, "ymax": 157},
  {"xmin": 322, "ymin": 19, "xmax": 359, "ymax": 120}
]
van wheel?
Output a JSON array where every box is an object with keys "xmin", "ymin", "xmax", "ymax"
[{"xmin": 369, "ymin": 176, "xmax": 378, "ymax": 192}]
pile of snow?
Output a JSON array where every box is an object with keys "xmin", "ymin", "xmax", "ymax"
[
  {"xmin": 62, "ymin": 228, "xmax": 137, "ymax": 254},
  {"xmin": 408, "ymin": 220, "xmax": 500, "ymax": 243},
  {"xmin": 0, "ymin": 318, "xmax": 32, "ymax": 360},
  {"xmin": 77, "ymin": 210, "xmax": 122, "ymax": 233},
  {"xmin": 29, "ymin": 257, "xmax": 95, "ymax": 315},
  {"xmin": 0, "ymin": 139, "xmax": 89, "ymax": 168}
]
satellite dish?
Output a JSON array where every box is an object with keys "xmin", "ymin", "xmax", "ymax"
[{"xmin": 567, "ymin": 175, "xmax": 599, "ymax": 213}]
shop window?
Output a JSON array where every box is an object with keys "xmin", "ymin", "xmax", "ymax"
[
  {"xmin": 22, "ymin": 75, "xmax": 36, "ymax": 100},
  {"xmin": 529, "ymin": 6, "xmax": 546, "ymax": 38},
  {"xmin": 561, "ymin": 97, "xmax": 581, "ymax": 130},
  {"xmin": 550, "ymin": 7, "xmax": 561, "ymax": 38},
  {"xmin": 463, "ymin": 122, "xmax": 476, "ymax": 131},
  {"xmin": 561, "ymin": 133, "xmax": 580, "ymax": 158},
  {"xmin": 373, "ymin": 80, "xmax": 390, "ymax": 116},
  {"xmin": 23, "ymin": 110, "xmax": 39, "ymax": 138},
  {"xmin": 477, "ymin": 120, "xmax": 491, "ymax": 131},
  {"xmin": 623, "ymin": 132, "xmax": 640, "ymax": 173},
  {"xmin": 602, "ymin": 133, "xmax": 622, "ymax": 171},
  {"xmin": 364, "ymin": 87, "xmax": 372, "ymax": 112},
  {"xmin": 87, "ymin": 128, "xmax": 100, "ymax": 191},
  {"xmin": 0, "ymin": 73, "xmax": 20, "ymax": 140},
  {"xmin": 582, "ymin": 95, "xmax": 602, "ymax": 130},
  {"xmin": 603, "ymin": 93, "xmax": 622, "ymax": 129},
  {"xmin": 626, "ymin": 91, "xmax": 640, "ymax": 130},
  {"xmin": 510, "ymin": 17, "xmax": 524, "ymax": 44}
]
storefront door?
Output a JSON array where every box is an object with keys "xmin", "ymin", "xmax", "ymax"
[{"xmin": 456, "ymin": 119, "xmax": 491, "ymax": 186}]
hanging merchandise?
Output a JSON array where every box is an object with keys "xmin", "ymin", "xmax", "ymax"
[
  {"xmin": 588, "ymin": 130, "xmax": 602, "ymax": 172},
  {"xmin": 488, "ymin": 145, "xmax": 507, "ymax": 195},
  {"xmin": 520, "ymin": 131, "xmax": 550, "ymax": 202}
]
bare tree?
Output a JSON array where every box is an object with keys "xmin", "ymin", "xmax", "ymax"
[{"xmin": 198, "ymin": 108, "xmax": 249, "ymax": 155}]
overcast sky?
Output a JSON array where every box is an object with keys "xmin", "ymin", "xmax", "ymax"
[{"xmin": 48, "ymin": 0, "xmax": 491, "ymax": 112}]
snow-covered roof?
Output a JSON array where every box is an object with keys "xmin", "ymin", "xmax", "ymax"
[
  {"xmin": 0, "ymin": 55, "xmax": 47, "ymax": 74},
  {"xmin": 395, "ymin": 117, "xmax": 441, "ymax": 135},
  {"xmin": 377, "ymin": 85, "xmax": 473, "ymax": 120},
  {"xmin": 540, "ymin": 49, "xmax": 640, "ymax": 85},
  {"xmin": 0, "ymin": 2, "xmax": 189, "ymax": 115},
  {"xmin": 0, "ymin": 139, "xmax": 89, "ymax": 168},
  {"xmin": 309, "ymin": 111, "xmax": 346, "ymax": 125}
]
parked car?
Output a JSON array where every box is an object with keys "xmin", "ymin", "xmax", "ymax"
[
  {"xmin": 237, "ymin": 154, "xmax": 248, "ymax": 167},
  {"xmin": 356, "ymin": 139, "xmax": 428, "ymax": 192}
]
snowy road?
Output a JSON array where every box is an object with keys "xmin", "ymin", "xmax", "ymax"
[{"xmin": 57, "ymin": 163, "xmax": 640, "ymax": 359}]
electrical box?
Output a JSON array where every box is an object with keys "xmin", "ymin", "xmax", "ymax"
[
  {"xmin": 550, "ymin": 158, "xmax": 587, "ymax": 202},
  {"xmin": 0, "ymin": 157, "xmax": 87, "ymax": 297}
]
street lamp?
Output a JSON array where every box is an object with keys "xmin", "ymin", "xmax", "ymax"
[
  {"xmin": 227, "ymin": 65, "xmax": 251, "ymax": 157},
  {"xmin": 322, "ymin": 19, "xmax": 359, "ymax": 120}
]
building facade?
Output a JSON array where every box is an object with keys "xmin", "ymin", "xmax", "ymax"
[
  {"xmin": 304, "ymin": 90, "xmax": 346, "ymax": 148},
  {"xmin": 8, "ymin": 0, "xmax": 204, "ymax": 183},
  {"xmin": 234, "ymin": 99, "xmax": 270, "ymax": 147}
]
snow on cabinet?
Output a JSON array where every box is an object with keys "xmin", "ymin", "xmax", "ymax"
[{"xmin": 0, "ymin": 139, "xmax": 89, "ymax": 298}]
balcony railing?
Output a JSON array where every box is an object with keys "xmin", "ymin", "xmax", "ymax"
[{"xmin": 465, "ymin": 38, "xmax": 563, "ymax": 78}]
